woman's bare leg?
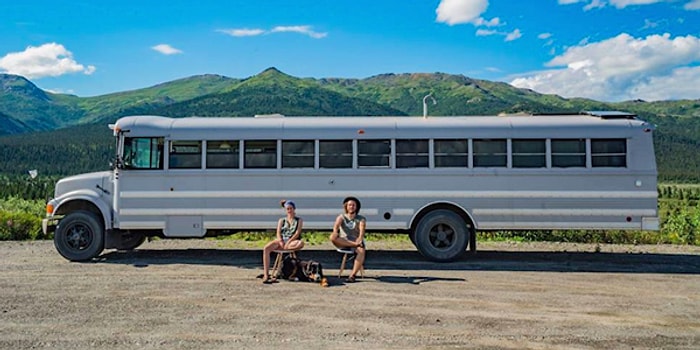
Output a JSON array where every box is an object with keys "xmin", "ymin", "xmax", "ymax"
[
  {"xmin": 331, "ymin": 236, "xmax": 359, "ymax": 248},
  {"xmin": 284, "ymin": 239, "xmax": 304, "ymax": 251},
  {"xmin": 262, "ymin": 240, "xmax": 282, "ymax": 280},
  {"xmin": 350, "ymin": 246, "xmax": 365, "ymax": 278}
]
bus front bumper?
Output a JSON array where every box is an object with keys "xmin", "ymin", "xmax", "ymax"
[{"xmin": 42, "ymin": 217, "xmax": 58, "ymax": 235}]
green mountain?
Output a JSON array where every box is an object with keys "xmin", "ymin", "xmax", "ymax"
[
  {"xmin": 0, "ymin": 68, "xmax": 698, "ymax": 182},
  {"xmin": 319, "ymin": 73, "xmax": 615, "ymax": 116},
  {"xmin": 0, "ymin": 111, "xmax": 28, "ymax": 136},
  {"xmin": 151, "ymin": 68, "xmax": 405, "ymax": 118},
  {"xmin": 0, "ymin": 73, "xmax": 239, "ymax": 133},
  {"xmin": 78, "ymin": 74, "xmax": 240, "ymax": 124},
  {"xmin": 0, "ymin": 75, "xmax": 81, "ymax": 132}
]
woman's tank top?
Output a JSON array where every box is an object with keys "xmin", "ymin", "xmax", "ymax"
[
  {"xmin": 280, "ymin": 217, "xmax": 299, "ymax": 241},
  {"xmin": 339, "ymin": 214, "xmax": 365, "ymax": 241}
]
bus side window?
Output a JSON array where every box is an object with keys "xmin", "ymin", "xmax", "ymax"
[
  {"xmin": 170, "ymin": 140, "xmax": 202, "ymax": 169},
  {"xmin": 358, "ymin": 139, "xmax": 391, "ymax": 168},
  {"xmin": 282, "ymin": 140, "xmax": 314, "ymax": 168},
  {"xmin": 512, "ymin": 139, "xmax": 546, "ymax": 168},
  {"xmin": 319, "ymin": 140, "xmax": 352, "ymax": 168},
  {"xmin": 434, "ymin": 139, "xmax": 468, "ymax": 167},
  {"xmin": 473, "ymin": 139, "xmax": 507, "ymax": 167},
  {"xmin": 552, "ymin": 139, "xmax": 586, "ymax": 168},
  {"xmin": 244, "ymin": 140, "xmax": 276, "ymax": 169},
  {"xmin": 592, "ymin": 139, "xmax": 626, "ymax": 167},
  {"xmin": 206, "ymin": 140, "xmax": 239, "ymax": 169},
  {"xmin": 396, "ymin": 139, "xmax": 429, "ymax": 168}
]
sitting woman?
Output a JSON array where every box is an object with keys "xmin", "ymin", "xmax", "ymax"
[
  {"xmin": 330, "ymin": 196, "xmax": 366, "ymax": 283},
  {"xmin": 261, "ymin": 200, "xmax": 304, "ymax": 283}
]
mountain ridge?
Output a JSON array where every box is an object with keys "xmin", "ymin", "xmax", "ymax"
[{"xmin": 1, "ymin": 68, "xmax": 699, "ymax": 135}]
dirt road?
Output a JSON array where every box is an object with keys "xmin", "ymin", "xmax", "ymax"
[{"xmin": 1, "ymin": 239, "xmax": 699, "ymax": 349}]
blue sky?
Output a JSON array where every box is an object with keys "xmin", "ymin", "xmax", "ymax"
[{"xmin": 1, "ymin": 0, "xmax": 699, "ymax": 102}]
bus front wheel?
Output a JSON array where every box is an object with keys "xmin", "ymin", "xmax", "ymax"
[
  {"xmin": 54, "ymin": 211, "xmax": 105, "ymax": 261},
  {"xmin": 414, "ymin": 210, "xmax": 469, "ymax": 262}
]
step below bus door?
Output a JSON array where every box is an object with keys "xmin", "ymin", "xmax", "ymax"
[{"xmin": 165, "ymin": 215, "xmax": 205, "ymax": 237}]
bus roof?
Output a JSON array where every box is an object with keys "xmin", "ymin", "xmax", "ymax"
[{"xmin": 113, "ymin": 114, "xmax": 653, "ymax": 139}]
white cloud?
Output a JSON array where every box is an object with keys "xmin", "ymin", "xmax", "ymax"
[
  {"xmin": 217, "ymin": 28, "xmax": 265, "ymax": 37},
  {"xmin": 476, "ymin": 17, "xmax": 501, "ymax": 27},
  {"xmin": 505, "ymin": 29, "xmax": 522, "ymax": 42},
  {"xmin": 559, "ymin": 0, "xmax": 700, "ymax": 10},
  {"xmin": 218, "ymin": 25, "xmax": 326, "ymax": 39},
  {"xmin": 609, "ymin": 0, "xmax": 665, "ymax": 8},
  {"xmin": 476, "ymin": 29, "xmax": 497, "ymax": 36},
  {"xmin": 685, "ymin": 0, "xmax": 700, "ymax": 10},
  {"xmin": 436, "ymin": 0, "xmax": 499, "ymax": 26},
  {"xmin": 583, "ymin": 0, "xmax": 606, "ymax": 10},
  {"xmin": 642, "ymin": 19, "xmax": 660, "ymax": 29},
  {"xmin": 538, "ymin": 33, "xmax": 552, "ymax": 40},
  {"xmin": 0, "ymin": 43, "xmax": 95, "ymax": 79},
  {"xmin": 270, "ymin": 26, "xmax": 327, "ymax": 39},
  {"xmin": 476, "ymin": 28, "xmax": 522, "ymax": 42},
  {"xmin": 510, "ymin": 33, "xmax": 700, "ymax": 101},
  {"xmin": 629, "ymin": 66, "xmax": 700, "ymax": 100},
  {"xmin": 151, "ymin": 44, "xmax": 182, "ymax": 55}
]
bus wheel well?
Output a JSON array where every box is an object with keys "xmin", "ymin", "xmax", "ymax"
[
  {"xmin": 411, "ymin": 203, "xmax": 474, "ymax": 233},
  {"xmin": 56, "ymin": 200, "xmax": 105, "ymax": 228}
]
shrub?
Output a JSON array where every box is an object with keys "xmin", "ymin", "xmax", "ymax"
[
  {"xmin": 0, "ymin": 211, "xmax": 43, "ymax": 240},
  {"xmin": 663, "ymin": 204, "xmax": 700, "ymax": 245}
]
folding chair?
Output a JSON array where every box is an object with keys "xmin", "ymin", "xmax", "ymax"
[
  {"xmin": 271, "ymin": 249, "xmax": 297, "ymax": 279},
  {"xmin": 337, "ymin": 247, "xmax": 364, "ymax": 278}
]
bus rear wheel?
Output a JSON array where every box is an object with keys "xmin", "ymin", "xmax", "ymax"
[
  {"xmin": 54, "ymin": 211, "xmax": 104, "ymax": 261},
  {"xmin": 413, "ymin": 210, "xmax": 469, "ymax": 262}
]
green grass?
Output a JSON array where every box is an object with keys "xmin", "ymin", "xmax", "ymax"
[{"xmin": 213, "ymin": 231, "xmax": 411, "ymax": 246}]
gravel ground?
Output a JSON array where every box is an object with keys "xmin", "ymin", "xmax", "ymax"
[{"xmin": 1, "ymin": 239, "xmax": 699, "ymax": 349}]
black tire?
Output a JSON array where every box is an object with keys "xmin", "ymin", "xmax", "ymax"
[
  {"xmin": 115, "ymin": 232, "xmax": 146, "ymax": 251},
  {"xmin": 408, "ymin": 230, "xmax": 417, "ymax": 246},
  {"xmin": 54, "ymin": 211, "xmax": 104, "ymax": 261},
  {"xmin": 413, "ymin": 209, "xmax": 469, "ymax": 262}
]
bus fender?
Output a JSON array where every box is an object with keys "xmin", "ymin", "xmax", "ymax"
[
  {"xmin": 409, "ymin": 201, "xmax": 477, "ymax": 231},
  {"xmin": 53, "ymin": 189, "xmax": 112, "ymax": 230}
]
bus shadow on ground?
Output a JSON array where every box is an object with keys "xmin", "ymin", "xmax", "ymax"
[{"xmin": 96, "ymin": 248, "xmax": 700, "ymax": 275}]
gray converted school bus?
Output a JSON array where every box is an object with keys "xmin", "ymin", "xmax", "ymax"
[{"xmin": 43, "ymin": 111, "xmax": 659, "ymax": 262}]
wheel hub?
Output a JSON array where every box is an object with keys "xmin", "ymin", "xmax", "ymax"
[
  {"xmin": 431, "ymin": 224, "xmax": 454, "ymax": 248},
  {"xmin": 68, "ymin": 226, "xmax": 88, "ymax": 249}
]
